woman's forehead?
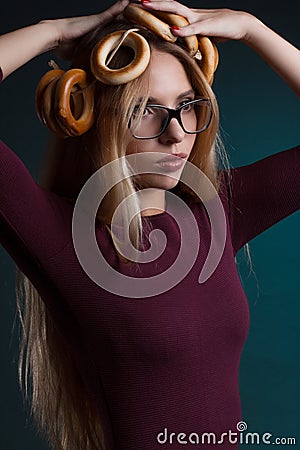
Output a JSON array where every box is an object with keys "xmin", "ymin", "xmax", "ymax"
[{"xmin": 140, "ymin": 51, "xmax": 193, "ymax": 103}]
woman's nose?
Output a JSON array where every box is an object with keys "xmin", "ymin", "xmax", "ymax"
[{"xmin": 158, "ymin": 117, "xmax": 186, "ymax": 145}]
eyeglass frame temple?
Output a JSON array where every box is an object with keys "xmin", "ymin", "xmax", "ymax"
[{"xmin": 132, "ymin": 98, "xmax": 213, "ymax": 140}]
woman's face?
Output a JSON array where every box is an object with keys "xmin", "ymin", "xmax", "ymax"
[{"xmin": 126, "ymin": 51, "xmax": 197, "ymax": 191}]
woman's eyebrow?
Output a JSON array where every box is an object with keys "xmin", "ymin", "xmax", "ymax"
[
  {"xmin": 176, "ymin": 89, "xmax": 196, "ymax": 100},
  {"xmin": 138, "ymin": 90, "xmax": 196, "ymax": 104}
]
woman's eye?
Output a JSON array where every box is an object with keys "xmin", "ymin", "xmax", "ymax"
[
  {"xmin": 142, "ymin": 105, "xmax": 156, "ymax": 116},
  {"xmin": 142, "ymin": 107, "xmax": 150, "ymax": 116},
  {"xmin": 133, "ymin": 105, "xmax": 153, "ymax": 118},
  {"xmin": 179, "ymin": 100, "xmax": 194, "ymax": 112}
]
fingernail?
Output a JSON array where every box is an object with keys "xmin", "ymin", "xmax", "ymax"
[
  {"xmin": 142, "ymin": 0, "xmax": 151, "ymax": 3},
  {"xmin": 172, "ymin": 25, "xmax": 181, "ymax": 31}
]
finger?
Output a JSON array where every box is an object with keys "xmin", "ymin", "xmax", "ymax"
[
  {"xmin": 190, "ymin": 8, "xmax": 223, "ymax": 13},
  {"xmin": 171, "ymin": 20, "xmax": 218, "ymax": 38},
  {"xmin": 139, "ymin": 0, "xmax": 195, "ymax": 23}
]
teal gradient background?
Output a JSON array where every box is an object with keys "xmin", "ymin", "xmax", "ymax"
[{"xmin": 0, "ymin": 0, "xmax": 299, "ymax": 448}]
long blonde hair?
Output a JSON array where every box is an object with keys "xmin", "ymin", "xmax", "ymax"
[{"xmin": 16, "ymin": 20, "xmax": 252, "ymax": 450}]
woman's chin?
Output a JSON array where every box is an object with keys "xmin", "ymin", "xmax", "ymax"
[{"xmin": 139, "ymin": 173, "xmax": 181, "ymax": 191}]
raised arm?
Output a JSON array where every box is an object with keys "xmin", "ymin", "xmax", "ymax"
[
  {"xmin": 0, "ymin": 1, "xmax": 131, "ymax": 267},
  {"xmin": 0, "ymin": 0, "xmax": 129, "ymax": 80},
  {"xmin": 138, "ymin": 0, "xmax": 300, "ymax": 98}
]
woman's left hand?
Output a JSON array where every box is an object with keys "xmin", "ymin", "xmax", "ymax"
[{"xmin": 137, "ymin": 0, "xmax": 255, "ymax": 42}]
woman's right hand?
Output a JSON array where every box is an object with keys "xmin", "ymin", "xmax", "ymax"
[
  {"xmin": 0, "ymin": 0, "xmax": 129, "ymax": 80},
  {"xmin": 42, "ymin": 0, "xmax": 130, "ymax": 60}
]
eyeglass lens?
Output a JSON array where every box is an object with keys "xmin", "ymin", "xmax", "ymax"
[{"xmin": 131, "ymin": 100, "xmax": 212, "ymax": 139}]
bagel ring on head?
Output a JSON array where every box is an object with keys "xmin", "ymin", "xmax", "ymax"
[
  {"xmin": 36, "ymin": 68, "xmax": 95, "ymax": 137},
  {"xmin": 123, "ymin": 4, "xmax": 218, "ymax": 85},
  {"xmin": 90, "ymin": 29, "xmax": 151, "ymax": 85},
  {"xmin": 55, "ymin": 68, "xmax": 95, "ymax": 136},
  {"xmin": 197, "ymin": 37, "xmax": 219, "ymax": 85},
  {"xmin": 124, "ymin": 4, "xmax": 198, "ymax": 55}
]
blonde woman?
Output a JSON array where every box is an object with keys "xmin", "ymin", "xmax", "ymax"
[{"xmin": 0, "ymin": 0, "xmax": 299, "ymax": 449}]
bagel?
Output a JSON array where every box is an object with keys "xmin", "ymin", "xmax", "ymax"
[
  {"xmin": 123, "ymin": 4, "xmax": 218, "ymax": 85},
  {"xmin": 55, "ymin": 68, "xmax": 95, "ymax": 136},
  {"xmin": 124, "ymin": 4, "xmax": 176, "ymax": 43},
  {"xmin": 36, "ymin": 68, "xmax": 95, "ymax": 137},
  {"xmin": 90, "ymin": 30, "xmax": 151, "ymax": 85},
  {"xmin": 197, "ymin": 37, "xmax": 217, "ymax": 85}
]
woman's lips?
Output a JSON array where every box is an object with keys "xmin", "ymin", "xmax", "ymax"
[{"xmin": 155, "ymin": 154, "xmax": 187, "ymax": 172}]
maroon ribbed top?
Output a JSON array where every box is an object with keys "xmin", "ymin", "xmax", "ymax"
[{"xmin": 0, "ymin": 131, "xmax": 299, "ymax": 447}]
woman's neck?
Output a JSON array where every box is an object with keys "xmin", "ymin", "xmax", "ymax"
[{"xmin": 139, "ymin": 188, "xmax": 166, "ymax": 217}]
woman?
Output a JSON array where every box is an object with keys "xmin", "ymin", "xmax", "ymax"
[{"xmin": 0, "ymin": 0, "xmax": 299, "ymax": 449}]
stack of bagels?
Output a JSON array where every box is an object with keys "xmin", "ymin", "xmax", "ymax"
[{"xmin": 36, "ymin": 4, "xmax": 219, "ymax": 138}]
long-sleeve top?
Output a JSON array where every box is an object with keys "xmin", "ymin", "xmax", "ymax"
[
  {"xmin": 0, "ymin": 61, "xmax": 299, "ymax": 448},
  {"xmin": 0, "ymin": 136, "xmax": 299, "ymax": 449}
]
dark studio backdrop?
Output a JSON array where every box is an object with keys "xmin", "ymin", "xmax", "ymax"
[{"xmin": 0, "ymin": 0, "xmax": 299, "ymax": 448}]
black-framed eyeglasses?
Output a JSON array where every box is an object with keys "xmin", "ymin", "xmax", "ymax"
[{"xmin": 129, "ymin": 97, "xmax": 213, "ymax": 140}]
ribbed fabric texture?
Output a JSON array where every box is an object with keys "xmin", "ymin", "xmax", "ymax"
[{"xmin": 0, "ymin": 136, "xmax": 299, "ymax": 449}]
